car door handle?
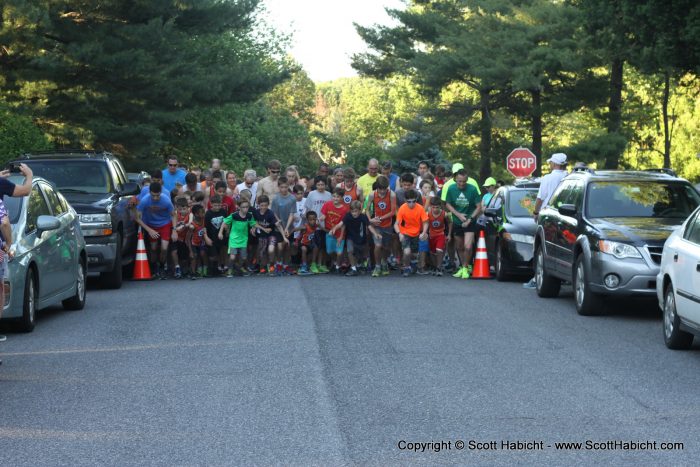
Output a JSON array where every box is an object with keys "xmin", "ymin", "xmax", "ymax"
[
  {"xmin": 697, "ymin": 263, "xmax": 700, "ymax": 272},
  {"xmin": 674, "ymin": 253, "xmax": 679, "ymax": 262}
]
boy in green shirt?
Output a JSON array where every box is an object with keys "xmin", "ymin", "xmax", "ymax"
[
  {"xmin": 218, "ymin": 200, "xmax": 258, "ymax": 277},
  {"xmin": 445, "ymin": 169, "xmax": 482, "ymax": 279}
]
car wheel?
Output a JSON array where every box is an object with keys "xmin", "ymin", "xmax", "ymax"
[
  {"xmin": 663, "ymin": 284, "xmax": 694, "ymax": 349},
  {"xmin": 495, "ymin": 241, "xmax": 509, "ymax": 282},
  {"xmin": 100, "ymin": 233, "xmax": 123, "ymax": 289},
  {"xmin": 62, "ymin": 260, "xmax": 86, "ymax": 310},
  {"xmin": 535, "ymin": 246, "xmax": 560, "ymax": 297},
  {"xmin": 19, "ymin": 270, "xmax": 37, "ymax": 333},
  {"xmin": 574, "ymin": 255, "xmax": 603, "ymax": 316}
]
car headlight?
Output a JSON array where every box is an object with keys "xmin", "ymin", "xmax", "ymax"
[
  {"xmin": 80, "ymin": 213, "xmax": 111, "ymax": 223},
  {"xmin": 598, "ymin": 240, "xmax": 641, "ymax": 259},
  {"xmin": 509, "ymin": 233, "xmax": 535, "ymax": 244}
]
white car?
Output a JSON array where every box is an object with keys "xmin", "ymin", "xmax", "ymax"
[{"xmin": 657, "ymin": 206, "xmax": 700, "ymax": 349}]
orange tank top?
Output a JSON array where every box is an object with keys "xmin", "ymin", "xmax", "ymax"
[
  {"xmin": 175, "ymin": 211, "xmax": 190, "ymax": 241},
  {"xmin": 301, "ymin": 224, "xmax": 317, "ymax": 245},
  {"xmin": 191, "ymin": 218, "xmax": 206, "ymax": 246},
  {"xmin": 342, "ymin": 183, "xmax": 359, "ymax": 205},
  {"xmin": 428, "ymin": 210, "xmax": 446, "ymax": 237},
  {"xmin": 373, "ymin": 190, "xmax": 393, "ymax": 228}
]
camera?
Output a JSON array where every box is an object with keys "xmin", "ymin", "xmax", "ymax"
[{"xmin": 7, "ymin": 163, "xmax": 21, "ymax": 173}]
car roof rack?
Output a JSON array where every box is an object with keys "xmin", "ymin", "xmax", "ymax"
[
  {"xmin": 18, "ymin": 150, "xmax": 113, "ymax": 160},
  {"xmin": 642, "ymin": 168, "xmax": 677, "ymax": 177}
]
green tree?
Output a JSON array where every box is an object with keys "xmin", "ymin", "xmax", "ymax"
[
  {"xmin": 0, "ymin": 0, "xmax": 288, "ymax": 163},
  {"xmin": 0, "ymin": 102, "xmax": 50, "ymax": 164}
]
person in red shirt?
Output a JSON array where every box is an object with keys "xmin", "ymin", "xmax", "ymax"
[
  {"xmin": 365, "ymin": 175, "xmax": 397, "ymax": 277},
  {"xmin": 322, "ymin": 187, "xmax": 350, "ymax": 273},
  {"xmin": 426, "ymin": 197, "xmax": 451, "ymax": 276},
  {"xmin": 207, "ymin": 181, "xmax": 236, "ymax": 215}
]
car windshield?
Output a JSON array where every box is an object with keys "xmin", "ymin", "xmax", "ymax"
[
  {"xmin": 507, "ymin": 189, "xmax": 538, "ymax": 217},
  {"xmin": 586, "ymin": 181, "xmax": 700, "ymax": 218},
  {"xmin": 25, "ymin": 160, "xmax": 113, "ymax": 194},
  {"xmin": 2, "ymin": 195, "xmax": 22, "ymax": 224}
]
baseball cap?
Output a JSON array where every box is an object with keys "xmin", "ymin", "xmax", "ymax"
[
  {"xmin": 547, "ymin": 153, "xmax": 567, "ymax": 165},
  {"xmin": 451, "ymin": 162, "xmax": 464, "ymax": 172},
  {"xmin": 483, "ymin": 177, "xmax": 497, "ymax": 187}
]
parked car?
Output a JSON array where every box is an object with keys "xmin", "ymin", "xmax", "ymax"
[
  {"xmin": 657, "ymin": 205, "xmax": 700, "ymax": 349},
  {"xmin": 127, "ymin": 171, "xmax": 150, "ymax": 187},
  {"xmin": 2, "ymin": 175, "xmax": 87, "ymax": 331},
  {"xmin": 534, "ymin": 169, "xmax": 700, "ymax": 315},
  {"xmin": 11, "ymin": 151, "xmax": 140, "ymax": 289},
  {"xmin": 483, "ymin": 181, "xmax": 539, "ymax": 280}
]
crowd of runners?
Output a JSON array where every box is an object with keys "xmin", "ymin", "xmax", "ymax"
[{"xmin": 134, "ymin": 156, "xmax": 500, "ymax": 279}]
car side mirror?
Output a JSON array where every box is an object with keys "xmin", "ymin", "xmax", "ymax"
[
  {"xmin": 120, "ymin": 182, "xmax": 140, "ymax": 196},
  {"xmin": 558, "ymin": 204, "xmax": 577, "ymax": 217},
  {"xmin": 37, "ymin": 215, "xmax": 61, "ymax": 236},
  {"xmin": 484, "ymin": 208, "xmax": 500, "ymax": 218}
]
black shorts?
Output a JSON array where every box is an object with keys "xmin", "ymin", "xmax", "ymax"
[
  {"xmin": 313, "ymin": 230, "xmax": 326, "ymax": 250},
  {"xmin": 207, "ymin": 239, "xmax": 226, "ymax": 257},
  {"xmin": 168, "ymin": 240, "xmax": 189, "ymax": 259},
  {"xmin": 452, "ymin": 220, "xmax": 479, "ymax": 237},
  {"xmin": 272, "ymin": 231, "xmax": 284, "ymax": 244}
]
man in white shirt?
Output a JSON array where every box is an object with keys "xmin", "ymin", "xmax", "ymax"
[
  {"xmin": 524, "ymin": 152, "xmax": 569, "ymax": 288},
  {"xmin": 236, "ymin": 169, "xmax": 259, "ymax": 206}
]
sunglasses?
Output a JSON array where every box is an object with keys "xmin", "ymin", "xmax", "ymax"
[
  {"xmin": 270, "ymin": 170, "xmax": 280, "ymax": 174},
  {"xmin": 168, "ymin": 164, "xmax": 178, "ymax": 167},
  {"xmin": 406, "ymin": 200, "xmax": 417, "ymax": 204}
]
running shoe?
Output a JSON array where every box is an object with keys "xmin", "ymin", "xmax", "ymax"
[
  {"xmin": 174, "ymin": 266, "xmax": 182, "ymax": 279},
  {"xmin": 416, "ymin": 268, "xmax": 430, "ymax": 275},
  {"xmin": 299, "ymin": 265, "xmax": 311, "ymax": 275},
  {"xmin": 345, "ymin": 268, "xmax": 358, "ymax": 276},
  {"xmin": 259, "ymin": 266, "xmax": 267, "ymax": 274},
  {"xmin": 268, "ymin": 265, "xmax": 276, "ymax": 276},
  {"xmin": 401, "ymin": 267, "xmax": 411, "ymax": 277},
  {"xmin": 309, "ymin": 263, "xmax": 319, "ymax": 274},
  {"xmin": 453, "ymin": 267, "xmax": 466, "ymax": 278},
  {"xmin": 318, "ymin": 264, "xmax": 329, "ymax": 274},
  {"xmin": 371, "ymin": 265, "xmax": 382, "ymax": 277},
  {"xmin": 461, "ymin": 268, "xmax": 471, "ymax": 279},
  {"xmin": 522, "ymin": 278, "xmax": 537, "ymax": 289},
  {"xmin": 284, "ymin": 265, "xmax": 296, "ymax": 275},
  {"xmin": 381, "ymin": 264, "xmax": 390, "ymax": 276},
  {"xmin": 434, "ymin": 268, "xmax": 443, "ymax": 277}
]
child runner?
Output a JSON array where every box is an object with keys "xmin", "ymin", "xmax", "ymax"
[
  {"xmin": 170, "ymin": 196, "xmax": 192, "ymax": 279},
  {"xmin": 208, "ymin": 181, "xmax": 236, "ymax": 215},
  {"xmin": 189, "ymin": 204, "xmax": 208, "ymax": 279},
  {"xmin": 321, "ymin": 187, "xmax": 350, "ymax": 273},
  {"xmin": 365, "ymin": 175, "xmax": 396, "ymax": 277},
  {"xmin": 329, "ymin": 200, "xmax": 372, "ymax": 276},
  {"xmin": 218, "ymin": 199, "xmax": 257, "ymax": 277},
  {"xmin": 270, "ymin": 176, "xmax": 295, "ymax": 275},
  {"xmin": 135, "ymin": 182, "xmax": 177, "ymax": 279},
  {"xmin": 252, "ymin": 194, "xmax": 284, "ymax": 276},
  {"xmin": 288, "ymin": 184, "xmax": 307, "ymax": 267},
  {"xmin": 297, "ymin": 211, "xmax": 320, "ymax": 275},
  {"xmin": 394, "ymin": 189, "xmax": 429, "ymax": 276},
  {"xmin": 340, "ymin": 167, "xmax": 363, "ymax": 206},
  {"xmin": 204, "ymin": 194, "xmax": 228, "ymax": 276},
  {"xmin": 426, "ymin": 197, "xmax": 451, "ymax": 276},
  {"xmin": 304, "ymin": 176, "xmax": 332, "ymax": 272}
]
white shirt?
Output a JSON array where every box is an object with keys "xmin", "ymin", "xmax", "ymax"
[{"xmin": 537, "ymin": 169, "xmax": 568, "ymax": 208}]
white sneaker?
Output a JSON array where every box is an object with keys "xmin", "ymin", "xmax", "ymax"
[
  {"xmin": 522, "ymin": 278, "xmax": 537, "ymax": 289},
  {"xmin": 0, "ymin": 335, "xmax": 6, "ymax": 342}
]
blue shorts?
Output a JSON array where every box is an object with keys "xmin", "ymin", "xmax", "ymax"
[
  {"xmin": 418, "ymin": 239, "xmax": 430, "ymax": 253},
  {"xmin": 325, "ymin": 235, "xmax": 345, "ymax": 255}
]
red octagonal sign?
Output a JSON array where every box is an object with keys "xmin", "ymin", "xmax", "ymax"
[{"xmin": 506, "ymin": 147, "xmax": 537, "ymax": 178}]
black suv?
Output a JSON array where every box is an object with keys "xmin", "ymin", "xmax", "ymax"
[
  {"xmin": 534, "ymin": 169, "xmax": 700, "ymax": 315},
  {"xmin": 12, "ymin": 151, "xmax": 140, "ymax": 288}
]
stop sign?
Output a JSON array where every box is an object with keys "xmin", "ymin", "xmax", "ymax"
[{"xmin": 506, "ymin": 147, "xmax": 537, "ymax": 178}]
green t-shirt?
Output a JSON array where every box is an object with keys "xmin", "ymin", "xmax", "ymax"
[
  {"xmin": 446, "ymin": 183, "xmax": 482, "ymax": 221},
  {"xmin": 223, "ymin": 211, "xmax": 256, "ymax": 249},
  {"xmin": 440, "ymin": 177, "xmax": 481, "ymax": 201}
]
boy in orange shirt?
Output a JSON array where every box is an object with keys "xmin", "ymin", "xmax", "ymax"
[{"xmin": 394, "ymin": 189, "xmax": 429, "ymax": 277}]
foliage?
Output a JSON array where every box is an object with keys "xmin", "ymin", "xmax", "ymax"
[
  {"xmin": 0, "ymin": 0, "xmax": 289, "ymax": 164},
  {"xmin": 0, "ymin": 102, "xmax": 50, "ymax": 164}
]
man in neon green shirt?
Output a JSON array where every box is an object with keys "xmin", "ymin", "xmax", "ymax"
[{"xmin": 357, "ymin": 158, "xmax": 379, "ymax": 197}]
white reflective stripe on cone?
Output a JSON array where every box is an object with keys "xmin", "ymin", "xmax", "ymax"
[{"xmin": 135, "ymin": 252, "xmax": 149, "ymax": 261}]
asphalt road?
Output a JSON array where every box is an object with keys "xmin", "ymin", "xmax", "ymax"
[{"xmin": 1, "ymin": 273, "xmax": 699, "ymax": 466}]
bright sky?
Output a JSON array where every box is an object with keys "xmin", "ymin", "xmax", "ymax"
[{"xmin": 262, "ymin": 0, "xmax": 404, "ymax": 83}]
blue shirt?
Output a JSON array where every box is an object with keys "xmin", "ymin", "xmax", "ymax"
[
  {"xmin": 138, "ymin": 186, "xmax": 150, "ymax": 201},
  {"xmin": 388, "ymin": 173, "xmax": 399, "ymax": 192},
  {"xmin": 137, "ymin": 194, "xmax": 174, "ymax": 227},
  {"xmin": 161, "ymin": 169, "xmax": 187, "ymax": 192}
]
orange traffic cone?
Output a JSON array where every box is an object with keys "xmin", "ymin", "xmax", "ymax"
[
  {"xmin": 471, "ymin": 230, "xmax": 491, "ymax": 279},
  {"xmin": 133, "ymin": 229, "xmax": 152, "ymax": 280}
]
